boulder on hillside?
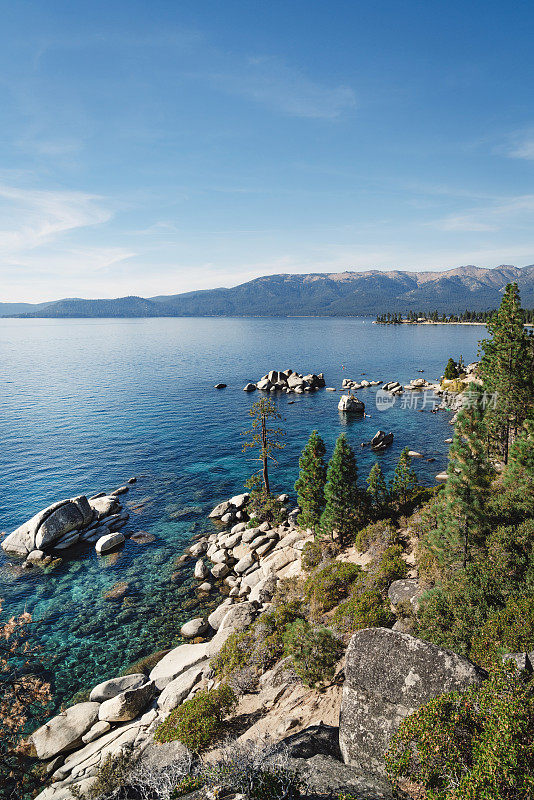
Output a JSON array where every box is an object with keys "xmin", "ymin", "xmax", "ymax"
[
  {"xmin": 149, "ymin": 642, "xmax": 209, "ymax": 690},
  {"xmin": 98, "ymin": 680, "xmax": 154, "ymax": 723},
  {"xmin": 339, "ymin": 628, "xmax": 486, "ymax": 776},
  {"xmin": 90, "ymin": 673, "xmax": 147, "ymax": 703},
  {"xmin": 31, "ymin": 702, "xmax": 100, "ymax": 760}
]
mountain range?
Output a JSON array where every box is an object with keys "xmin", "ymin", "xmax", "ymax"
[{"xmin": 3, "ymin": 264, "xmax": 534, "ymax": 318}]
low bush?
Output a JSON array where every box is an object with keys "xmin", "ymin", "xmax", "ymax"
[
  {"xmin": 301, "ymin": 539, "xmax": 340, "ymax": 571},
  {"xmin": 470, "ymin": 593, "xmax": 534, "ymax": 670},
  {"xmin": 245, "ymin": 474, "xmax": 287, "ymax": 526},
  {"xmin": 304, "ymin": 561, "xmax": 363, "ymax": 617},
  {"xmin": 369, "ymin": 544, "xmax": 408, "ymax": 592},
  {"xmin": 333, "ymin": 588, "xmax": 395, "ymax": 634},
  {"xmin": 70, "ymin": 752, "xmax": 133, "ymax": 798},
  {"xmin": 211, "ymin": 600, "xmax": 306, "ymax": 680},
  {"xmin": 154, "ymin": 685, "xmax": 237, "ymax": 751},
  {"xmin": 385, "ymin": 665, "xmax": 534, "ymax": 800},
  {"xmin": 354, "ymin": 520, "xmax": 397, "ymax": 554},
  {"xmin": 283, "ymin": 618, "xmax": 342, "ymax": 686}
]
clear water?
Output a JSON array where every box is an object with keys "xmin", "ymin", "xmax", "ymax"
[{"xmin": 0, "ymin": 317, "xmax": 484, "ymax": 708}]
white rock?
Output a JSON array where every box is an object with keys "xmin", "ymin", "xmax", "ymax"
[
  {"xmin": 98, "ymin": 681, "xmax": 154, "ymax": 723},
  {"xmin": 234, "ymin": 553, "xmax": 255, "ymax": 574},
  {"xmin": 180, "ymin": 618, "xmax": 208, "ymax": 638},
  {"xmin": 194, "ymin": 560, "xmax": 209, "ymax": 580},
  {"xmin": 207, "ymin": 600, "xmax": 233, "ymax": 631},
  {"xmin": 157, "ymin": 662, "xmax": 208, "ymax": 714},
  {"xmin": 31, "ymin": 702, "xmax": 100, "ymax": 760},
  {"xmin": 81, "ymin": 721, "xmax": 111, "ymax": 745},
  {"xmin": 149, "ymin": 643, "xmax": 208, "ymax": 690},
  {"xmin": 229, "ymin": 493, "xmax": 250, "ymax": 509},
  {"xmin": 90, "ymin": 673, "xmax": 147, "ymax": 703},
  {"xmin": 211, "ymin": 563, "xmax": 230, "ymax": 579},
  {"xmin": 95, "ymin": 532, "xmax": 125, "ymax": 553}
]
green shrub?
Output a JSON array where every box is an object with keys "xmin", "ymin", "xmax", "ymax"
[
  {"xmin": 245, "ymin": 474, "xmax": 286, "ymax": 526},
  {"xmin": 154, "ymin": 685, "xmax": 237, "ymax": 751},
  {"xmin": 304, "ymin": 561, "xmax": 363, "ymax": 616},
  {"xmin": 301, "ymin": 540, "xmax": 340, "ymax": 571},
  {"xmin": 333, "ymin": 588, "xmax": 395, "ymax": 634},
  {"xmin": 70, "ymin": 752, "xmax": 132, "ymax": 798},
  {"xmin": 470, "ymin": 593, "xmax": 534, "ymax": 670},
  {"xmin": 369, "ymin": 544, "xmax": 408, "ymax": 592},
  {"xmin": 211, "ymin": 600, "xmax": 305, "ymax": 680},
  {"xmin": 354, "ymin": 520, "xmax": 397, "ymax": 554},
  {"xmin": 385, "ymin": 665, "xmax": 534, "ymax": 800},
  {"xmin": 283, "ymin": 619, "xmax": 342, "ymax": 686},
  {"xmin": 171, "ymin": 775, "xmax": 204, "ymax": 797}
]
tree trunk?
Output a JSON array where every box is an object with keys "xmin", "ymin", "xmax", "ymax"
[{"xmin": 261, "ymin": 415, "xmax": 270, "ymax": 494}]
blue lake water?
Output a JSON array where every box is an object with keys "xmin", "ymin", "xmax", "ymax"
[{"xmin": 0, "ymin": 317, "xmax": 484, "ymax": 708}]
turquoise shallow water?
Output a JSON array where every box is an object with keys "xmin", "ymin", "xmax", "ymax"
[{"xmin": 0, "ymin": 317, "xmax": 484, "ymax": 708}]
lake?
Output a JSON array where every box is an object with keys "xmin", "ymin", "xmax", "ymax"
[{"xmin": 0, "ymin": 316, "xmax": 484, "ymax": 707}]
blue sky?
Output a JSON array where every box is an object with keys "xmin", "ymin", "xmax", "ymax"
[{"xmin": 1, "ymin": 0, "xmax": 534, "ymax": 301}]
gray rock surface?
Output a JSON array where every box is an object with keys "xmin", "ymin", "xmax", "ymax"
[
  {"xmin": 339, "ymin": 628, "xmax": 486, "ymax": 775},
  {"xmin": 149, "ymin": 642, "xmax": 209, "ymax": 690},
  {"xmin": 98, "ymin": 680, "xmax": 154, "ymax": 723},
  {"xmin": 95, "ymin": 532, "xmax": 125, "ymax": 553},
  {"xmin": 2, "ymin": 497, "xmax": 93, "ymax": 556},
  {"xmin": 338, "ymin": 394, "xmax": 365, "ymax": 413},
  {"xmin": 387, "ymin": 579, "xmax": 421, "ymax": 606},
  {"xmin": 180, "ymin": 617, "xmax": 209, "ymax": 638},
  {"xmin": 31, "ymin": 702, "xmax": 100, "ymax": 760},
  {"xmin": 89, "ymin": 673, "xmax": 147, "ymax": 703},
  {"xmin": 157, "ymin": 662, "xmax": 207, "ymax": 714}
]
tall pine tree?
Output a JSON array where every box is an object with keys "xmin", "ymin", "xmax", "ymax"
[
  {"xmin": 366, "ymin": 462, "xmax": 389, "ymax": 514},
  {"xmin": 501, "ymin": 414, "xmax": 534, "ymax": 516},
  {"xmin": 390, "ymin": 447, "xmax": 418, "ymax": 506},
  {"xmin": 479, "ymin": 283, "xmax": 534, "ymax": 463},
  {"xmin": 431, "ymin": 385, "xmax": 494, "ymax": 569},
  {"xmin": 294, "ymin": 430, "xmax": 327, "ymax": 534},
  {"xmin": 321, "ymin": 434, "xmax": 365, "ymax": 546}
]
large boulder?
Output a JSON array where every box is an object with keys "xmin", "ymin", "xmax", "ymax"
[
  {"xmin": 157, "ymin": 662, "xmax": 208, "ymax": 714},
  {"xmin": 89, "ymin": 673, "xmax": 147, "ymax": 703},
  {"xmin": 98, "ymin": 680, "xmax": 154, "ymax": 723},
  {"xmin": 2, "ymin": 496, "xmax": 93, "ymax": 556},
  {"xmin": 89, "ymin": 495, "xmax": 120, "ymax": 520},
  {"xmin": 95, "ymin": 532, "xmax": 125, "ymax": 553},
  {"xmin": 31, "ymin": 702, "xmax": 100, "ymax": 760},
  {"xmin": 338, "ymin": 394, "xmax": 365, "ymax": 413},
  {"xmin": 205, "ymin": 601, "xmax": 256, "ymax": 657},
  {"xmin": 339, "ymin": 628, "xmax": 486, "ymax": 775},
  {"xmin": 149, "ymin": 642, "xmax": 208, "ymax": 690}
]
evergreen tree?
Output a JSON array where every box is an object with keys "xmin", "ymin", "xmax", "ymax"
[
  {"xmin": 294, "ymin": 430, "xmax": 327, "ymax": 534},
  {"xmin": 321, "ymin": 434, "xmax": 365, "ymax": 545},
  {"xmin": 390, "ymin": 447, "xmax": 418, "ymax": 506},
  {"xmin": 432, "ymin": 386, "xmax": 494, "ymax": 569},
  {"xmin": 480, "ymin": 283, "xmax": 534, "ymax": 463},
  {"xmin": 501, "ymin": 415, "xmax": 534, "ymax": 515},
  {"xmin": 366, "ymin": 462, "xmax": 389, "ymax": 513},
  {"xmin": 444, "ymin": 357, "xmax": 459, "ymax": 380},
  {"xmin": 242, "ymin": 398, "xmax": 285, "ymax": 494}
]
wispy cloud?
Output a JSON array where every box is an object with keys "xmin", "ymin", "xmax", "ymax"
[
  {"xmin": 432, "ymin": 194, "xmax": 534, "ymax": 233},
  {"xmin": 0, "ymin": 184, "xmax": 112, "ymax": 253},
  {"xmin": 500, "ymin": 128, "xmax": 534, "ymax": 161},
  {"xmin": 194, "ymin": 55, "xmax": 356, "ymax": 119}
]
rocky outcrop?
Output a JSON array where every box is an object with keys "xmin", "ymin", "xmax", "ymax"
[
  {"xmin": 338, "ymin": 394, "xmax": 365, "ymax": 413},
  {"xmin": 89, "ymin": 674, "xmax": 147, "ymax": 703},
  {"xmin": 339, "ymin": 628, "xmax": 486, "ymax": 775},
  {"xmin": 242, "ymin": 369, "xmax": 326, "ymax": 395},
  {"xmin": 2, "ymin": 487, "xmax": 132, "ymax": 563},
  {"xmin": 98, "ymin": 680, "xmax": 154, "ymax": 723},
  {"xmin": 31, "ymin": 702, "xmax": 101, "ymax": 760}
]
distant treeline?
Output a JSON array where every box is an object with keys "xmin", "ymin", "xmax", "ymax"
[{"xmin": 376, "ymin": 308, "xmax": 534, "ymax": 324}]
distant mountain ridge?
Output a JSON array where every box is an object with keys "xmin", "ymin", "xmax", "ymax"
[{"xmin": 4, "ymin": 264, "xmax": 534, "ymax": 318}]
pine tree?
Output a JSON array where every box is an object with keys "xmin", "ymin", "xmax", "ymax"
[
  {"xmin": 390, "ymin": 447, "xmax": 418, "ymax": 506},
  {"xmin": 366, "ymin": 462, "xmax": 389, "ymax": 514},
  {"xmin": 432, "ymin": 386, "xmax": 494, "ymax": 569},
  {"xmin": 242, "ymin": 398, "xmax": 285, "ymax": 493},
  {"xmin": 294, "ymin": 430, "xmax": 327, "ymax": 534},
  {"xmin": 501, "ymin": 415, "xmax": 534, "ymax": 515},
  {"xmin": 480, "ymin": 283, "xmax": 534, "ymax": 463},
  {"xmin": 321, "ymin": 434, "xmax": 365, "ymax": 546},
  {"xmin": 444, "ymin": 357, "xmax": 459, "ymax": 380}
]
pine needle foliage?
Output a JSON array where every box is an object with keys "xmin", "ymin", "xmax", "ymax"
[
  {"xmin": 294, "ymin": 430, "xmax": 327, "ymax": 534},
  {"xmin": 321, "ymin": 434, "xmax": 366, "ymax": 545},
  {"xmin": 366, "ymin": 462, "xmax": 389, "ymax": 513},
  {"xmin": 242, "ymin": 398, "xmax": 285, "ymax": 494},
  {"xmin": 479, "ymin": 282, "xmax": 534, "ymax": 463},
  {"xmin": 430, "ymin": 386, "xmax": 494, "ymax": 570},
  {"xmin": 390, "ymin": 447, "xmax": 418, "ymax": 506}
]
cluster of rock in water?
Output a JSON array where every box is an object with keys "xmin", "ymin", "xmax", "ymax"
[
  {"xmin": 242, "ymin": 368, "xmax": 326, "ymax": 393},
  {"xmin": 1, "ymin": 481, "xmax": 137, "ymax": 564},
  {"xmin": 31, "ymin": 491, "xmax": 312, "ymax": 799}
]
